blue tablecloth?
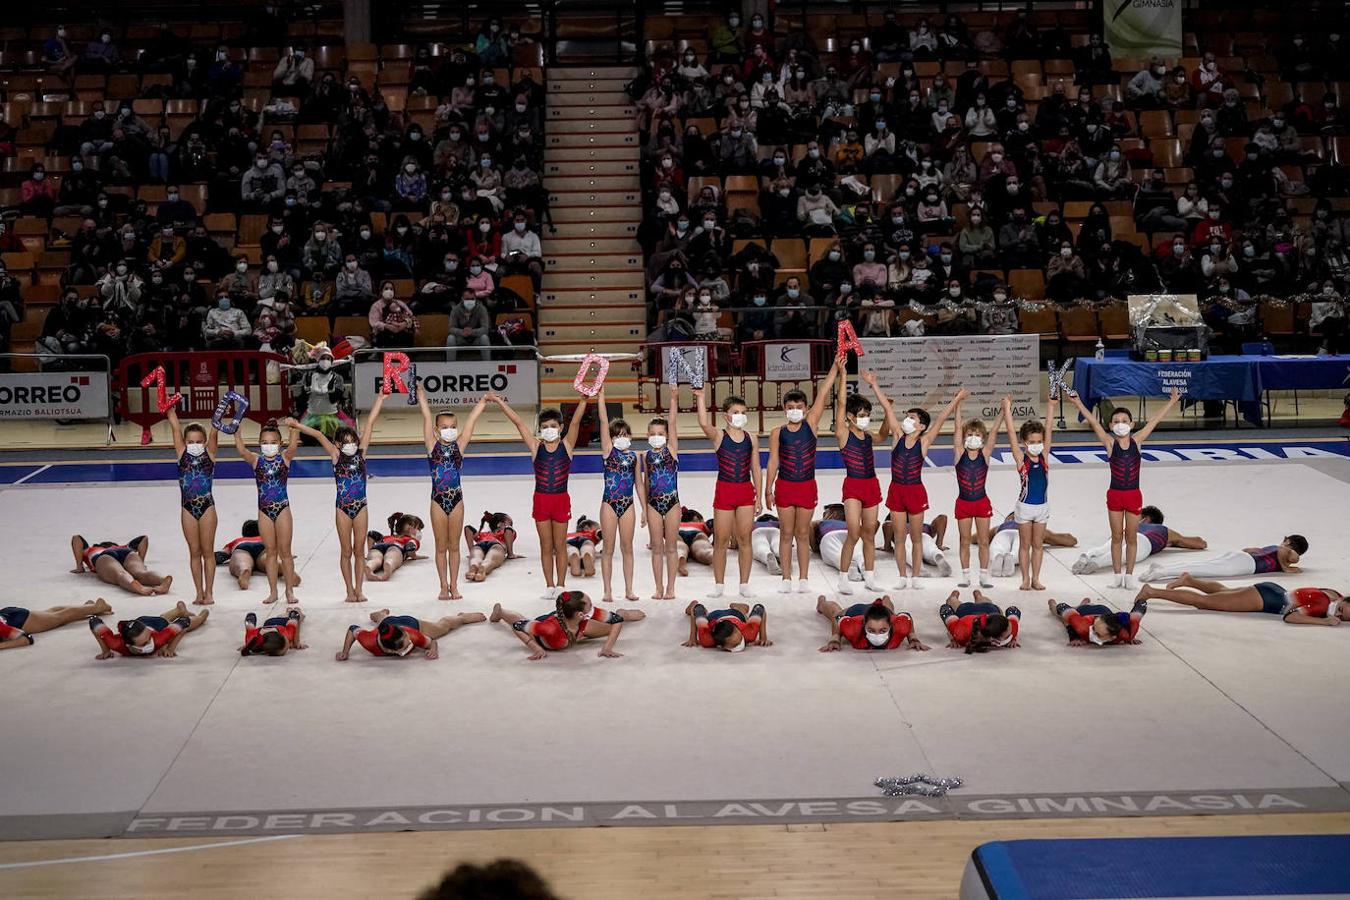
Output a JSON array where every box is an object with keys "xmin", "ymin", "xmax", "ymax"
[{"xmin": 1072, "ymin": 355, "xmax": 1350, "ymax": 425}]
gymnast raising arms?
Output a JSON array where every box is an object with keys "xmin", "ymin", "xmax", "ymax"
[
  {"xmin": 636, "ymin": 387, "xmax": 681, "ymax": 600},
  {"xmin": 165, "ymin": 404, "xmax": 219, "ymax": 605},
  {"xmin": 233, "ymin": 419, "xmax": 301, "ymax": 604},
  {"xmin": 417, "ymin": 390, "xmax": 491, "ymax": 600},
  {"xmin": 283, "ymin": 392, "xmax": 385, "ymax": 603}
]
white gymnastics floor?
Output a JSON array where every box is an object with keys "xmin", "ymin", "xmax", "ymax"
[{"xmin": 2, "ymin": 453, "xmax": 1349, "ymax": 841}]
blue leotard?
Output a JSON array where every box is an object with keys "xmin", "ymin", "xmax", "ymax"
[
  {"xmin": 334, "ymin": 450, "xmax": 368, "ymax": 519},
  {"xmin": 603, "ymin": 447, "xmax": 637, "ymax": 518},
  {"xmin": 254, "ymin": 454, "xmax": 290, "ymax": 520},
  {"xmin": 645, "ymin": 446, "xmax": 680, "ymax": 516},
  {"xmin": 429, "ymin": 440, "xmax": 464, "ymax": 515},
  {"xmin": 178, "ymin": 451, "xmax": 215, "ymax": 520}
]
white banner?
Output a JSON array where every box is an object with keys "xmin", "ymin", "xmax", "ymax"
[
  {"xmin": 353, "ymin": 359, "xmax": 539, "ymax": 410},
  {"xmin": 762, "ymin": 342, "xmax": 813, "ymax": 382},
  {"xmin": 1104, "ymin": 0, "xmax": 1182, "ymax": 57},
  {"xmin": 858, "ymin": 334, "xmax": 1041, "ymax": 421},
  {"xmin": 0, "ymin": 371, "xmax": 109, "ymax": 419}
]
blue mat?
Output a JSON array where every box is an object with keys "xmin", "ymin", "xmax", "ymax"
[{"xmin": 964, "ymin": 835, "xmax": 1350, "ymax": 899}]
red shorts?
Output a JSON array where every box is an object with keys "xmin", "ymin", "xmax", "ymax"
[
  {"xmin": 886, "ymin": 482, "xmax": 929, "ymax": 515},
  {"xmin": 954, "ymin": 496, "xmax": 993, "ymax": 520},
  {"xmin": 713, "ymin": 479, "xmax": 756, "ymax": 511},
  {"xmin": 532, "ymin": 491, "xmax": 572, "ymax": 523},
  {"xmin": 1106, "ymin": 488, "xmax": 1144, "ymax": 515},
  {"xmin": 842, "ymin": 476, "xmax": 882, "ymax": 508},
  {"xmin": 774, "ymin": 478, "xmax": 818, "ymax": 510}
]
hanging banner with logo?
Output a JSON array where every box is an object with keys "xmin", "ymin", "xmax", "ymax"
[
  {"xmin": 859, "ymin": 334, "xmax": 1041, "ymax": 421},
  {"xmin": 0, "ymin": 371, "xmax": 109, "ymax": 419},
  {"xmin": 762, "ymin": 342, "xmax": 813, "ymax": 382},
  {"xmin": 353, "ymin": 359, "xmax": 538, "ymax": 410},
  {"xmin": 1104, "ymin": 0, "xmax": 1182, "ymax": 57}
]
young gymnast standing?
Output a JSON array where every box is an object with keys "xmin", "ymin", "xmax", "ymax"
[
  {"xmin": 695, "ymin": 386, "xmax": 762, "ymax": 599},
  {"xmin": 868, "ymin": 375, "xmax": 964, "ymax": 590},
  {"xmin": 492, "ymin": 394, "xmax": 588, "ymax": 598},
  {"xmin": 417, "ymin": 391, "xmax": 490, "ymax": 600},
  {"xmin": 999, "ymin": 396, "xmax": 1057, "ymax": 591},
  {"xmin": 233, "ymin": 419, "xmax": 300, "ymax": 604},
  {"xmin": 950, "ymin": 391, "xmax": 1001, "ymax": 589},
  {"xmin": 1066, "ymin": 387, "xmax": 1180, "ymax": 589},
  {"xmin": 283, "ymin": 393, "xmax": 385, "ymax": 603},
  {"xmin": 766, "ymin": 357, "xmax": 841, "ymax": 593},
  {"xmin": 637, "ymin": 387, "xmax": 681, "ymax": 599},
  {"xmin": 166, "ymin": 404, "xmax": 218, "ymax": 605},
  {"xmin": 596, "ymin": 386, "xmax": 639, "ymax": 602},
  {"xmin": 835, "ymin": 368, "xmax": 883, "ymax": 594}
]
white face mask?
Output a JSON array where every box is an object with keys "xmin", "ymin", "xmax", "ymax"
[
  {"xmin": 1111, "ymin": 422, "xmax": 1132, "ymax": 437},
  {"xmin": 865, "ymin": 630, "xmax": 891, "ymax": 648},
  {"xmin": 900, "ymin": 417, "xmax": 917, "ymax": 435},
  {"xmin": 382, "ymin": 288, "xmax": 395, "ymax": 300},
  {"xmin": 128, "ymin": 637, "xmax": 156, "ymax": 655},
  {"xmin": 648, "ymin": 434, "xmax": 668, "ymax": 449},
  {"xmin": 854, "ymin": 416, "xmax": 871, "ymax": 431},
  {"xmin": 1088, "ymin": 626, "xmax": 1111, "ymax": 646},
  {"xmin": 260, "ymin": 443, "xmax": 281, "ymax": 458},
  {"xmin": 1026, "ymin": 442, "xmax": 1044, "ymax": 456},
  {"xmin": 726, "ymin": 638, "xmax": 747, "ymax": 653},
  {"xmin": 785, "ymin": 408, "xmax": 804, "ymax": 423},
  {"xmin": 540, "ymin": 427, "xmax": 561, "ymax": 442},
  {"xmin": 439, "ymin": 427, "xmax": 458, "ymax": 443},
  {"xmin": 341, "ymin": 443, "xmax": 358, "ymax": 456},
  {"xmin": 236, "ymin": 262, "xmax": 248, "ymax": 273},
  {"xmin": 729, "ymin": 413, "xmax": 748, "ymax": 429},
  {"xmin": 964, "ymin": 435, "xmax": 984, "ymax": 450},
  {"xmin": 185, "ymin": 442, "xmax": 206, "ymax": 457},
  {"xmin": 613, "ymin": 437, "xmax": 632, "ymax": 451}
]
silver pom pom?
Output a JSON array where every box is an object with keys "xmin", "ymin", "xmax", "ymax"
[{"xmin": 875, "ymin": 773, "xmax": 964, "ymax": 797}]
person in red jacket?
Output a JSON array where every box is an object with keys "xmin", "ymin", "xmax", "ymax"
[
  {"xmin": 940, "ymin": 590, "xmax": 1021, "ymax": 652},
  {"xmin": 1049, "ymin": 597, "xmax": 1147, "ymax": 646},
  {"xmin": 19, "ymin": 163, "xmax": 57, "ymax": 217},
  {"xmin": 817, "ymin": 595, "xmax": 929, "ymax": 652}
]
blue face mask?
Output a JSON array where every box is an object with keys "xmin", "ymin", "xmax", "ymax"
[
  {"xmin": 786, "ymin": 288, "xmax": 799, "ymax": 299},
  {"xmin": 753, "ymin": 295, "xmax": 767, "ymax": 306}
]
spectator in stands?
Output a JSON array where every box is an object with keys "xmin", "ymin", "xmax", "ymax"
[
  {"xmin": 42, "ymin": 25, "xmax": 77, "ymax": 82},
  {"xmin": 272, "ymin": 47, "xmax": 314, "ymax": 98},
  {"xmin": 40, "ymin": 290, "xmax": 93, "ymax": 361},
  {"xmin": 1003, "ymin": 9, "xmax": 1040, "ymax": 59},
  {"xmin": 1190, "ymin": 52, "xmax": 1230, "ymax": 107},
  {"xmin": 1074, "ymin": 33, "xmax": 1114, "ymax": 86},
  {"xmin": 218, "ymin": 258, "xmax": 257, "ymax": 311},
  {"xmin": 207, "ymin": 46, "xmax": 244, "ymax": 99},
  {"xmin": 369, "ymin": 282, "xmax": 418, "ymax": 348},
  {"xmin": 83, "ymin": 29, "xmax": 122, "ymax": 74},
  {"xmin": 958, "ymin": 207, "xmax": 998, "ymax": 267},
  {"xmin": 302, "ymin": 223, "xmax": 342, "ymax": 281},
  {"xmin": 155, "ymin": 185, "xmax": 199, "ymax": 229},
  {"xmin": 1046, "ymin": 241, "xmax": 1088, "ymax": 302},
  {"xmin": 1313, "ymin": 94, "xmax": 1348, "ymax": 136},
  {"xmin": 1216, "ymin": 89, "xmax": 1249, "ymax": 137},
  {"xmin": 97, "ymin": 260, "xmax": 143, "ymax": 317},
  {"xmin": 464, "ymin": 256, "xmax": 495, "ymax": 303},
  {"xmin": 1192, "ymin": 204, "xmax": 1233, "ymax": 250},
  {"xmin": 203, "ymin": 294, "xmax": 250, "ymax": 350},
  {"xmin": 1311, "ymin": 282, "xmax": 1346, "ymax": 354},
  {"xmin": 148, "ymin": 224, "xmax": 187, "ymax": 274},
  {"xmin": 470, "ymin": 156, "xmax": 505, "ymax": 214},
  {"xmin": 852, "ymin": 242, "xmax": 888, "ymax": 293},
  {"xmin": 1136, "ymin": 168, "xmax": 1186, "ymax": 233},
  {"xmin": 501, "ymin": 210, "xmax": 543, "ymax": 291},
  {"xmin": 1094, "ymin": 146, "xmax": 1135, "ymax": 199},
  {"xmin": 832, "ymin": 129, "xmax": 865, "ymax": 174},
  {"xmin": 334, "ymin": 254, "xmax": 374, "ymax": 315},
  {"xmin": 241, "ymin": 153, "xmax": 286, "ymax": 211},
  {"xmin": 476, "ymin": 18, "xmax": 509, "ymax": 67},
  {"xmin": 998, "ymin": 207, "xmax": 1040, "ymax": 269},
  {"xmin": 717, "ymin": 122, "xmax": 758, "ymax": 173},
  {"xmin": 19, "ymin": 163, "xmax": 56, "ymax": 218},
  {"xmin": 1127, "ymin": 58, "xmax": 1168, "ymax": 109},
  {"xmin": 287, "ymin": 164, "xmax": 318, "ymax": 207},
  {"xmin": 448, "ymin": 288, "xmax": 491, "ymax": 357},
  {"xmin": 51, "ymin": 157, "xmax": 98, "ymax": 217},
  {"xmin": 709, "ymin": 12, "xmax": 743, "ymax": 64},
  {"xmin": 394, "ymin": 158, "xmax": 429, "ymax": 211},
  {"xmin": 738, "ymin": 286, "xmax": 776, "ymax": 343},
  {"xmin": 774, "ymin": 276, "xmax": 816, "ymax": 339},
  {"xmin": 252, "ymin": 291, "xmax": 297, "ymax": 353}
]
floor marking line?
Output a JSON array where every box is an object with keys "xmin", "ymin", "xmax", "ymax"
[
  {"xmin": 11, "ymin": 464, "xmax": 48, "ymax": 485},
  {"xmin": 0, "ymin": 834, "xmax": 299, "ymax": 869}
]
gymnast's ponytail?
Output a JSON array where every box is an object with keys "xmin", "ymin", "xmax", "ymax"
[{"xmin": 388, "ymin": 511, "xmax": 403, "ymax": 533}]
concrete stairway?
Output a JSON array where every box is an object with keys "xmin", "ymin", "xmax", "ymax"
[{"xmin": 540, "ymin": 65, "xmax": 645, "ymax": 408}]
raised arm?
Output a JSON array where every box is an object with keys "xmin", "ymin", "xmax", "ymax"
[
  {"xmin": 949, "ymin": 396, "xmax": 963, "ymax": 454},
  {"xmin": 1001, "ymin": 396, "xmax": 1023, "ymax": 469},
  {"xmin": 860, "ymin": 369, "xmax": 899, "ymax": 436},
  {"xmin": 166, "ymin": 405, "xmax": 186, "ymax": 456},
  {"xmin": 491, "ymin": 395, "xmax": 538, "ymax": 451},
  {"xmin": 982, "ymin": 402, "xmax": 1002, "ymax": 461},
  {"xmin": 563, "ymin": 393, "xmax": 589, "ymax": 453},
  {"xmin": 457, "ymin": 393, "xmax": 491, "ymax": 451},
  {"xmin": 694, "ymin": 384, "xmax": 719, "ymax": 442},
  {"xmin": 666, "ymin": 384, "xmax": 680, "ymax": 457},
  {"xmin": 283, "ymin": 415, "xmax": 338, "ymax": 460},
  {"xmin": 805, "ymin": 356, "xmax": 842, "ymax": 429},
  {"xmin": 833, "ymin": 364, "xmax": 849, "ymax": 444},
  {"xmin": 233, "ymin": 427, "xmax": 259, "ymax": 467},
  {"xmin": 1134, "ymin": 386, "xmax": 1181, "ymax": 444},
  {"xmin": 922, "ymin": 389, "xmax": 967, "ymax": 453},
  {"xmin": 359, "ymin": 392, "xmax": 386, "ymax": 453},
  {"xmin": 416, "ymin": 390, "xmax": 437, "ymax": 453},
  {"xmin": 1065, "ymin": 390, "xmax": 1113, "ymax": 449},
  {"xmin": 282, "ymin": 421, "xmax": 300, "ymax": 463},
  {"xmin": 1043, "ymin": 396, "xmax": 1057, "ymax": 453},
  {"xmin": 596, "ymin": 387, "xmax": 612, "ymax": 454}
]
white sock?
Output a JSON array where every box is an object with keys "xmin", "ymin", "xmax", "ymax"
[
  {"xmin": 837, "ymin": 574, "xmax": 854, "ymax": 595},
  {"xmin": 795, "ymin": 579, "xmax": 809, "ymax": 593},
  {"xmin": 979, "ymin": 569, "xmax": 993, "ymax": 588},
  {"xmin": 892, "ymin": 576, "xmax": 908, "ymax": 590},
  {"xmin": 1111, "ymin": 572, "xmax": 1123, "ymax": 588},
  {"xmin": 1123, "ymin": 573, "xmax": 1137, "ymax": 590},
  {"xmin": 777, "ymin": 579, "xmax": 792, "ymax": 594},
  {"xmin": 908, "ymin": 576, "xmax": 919, "ymax": 590},
  {"xmin": 710, "ymin": 583, "xmax": 725, "ymax": 599},
  {"xmin": 739, "ymin": 583, "xmax": 754, "ymax": 598},
  {"xmin": 863, "ymin": 570, "xmax": 881, "ymax": 590},
  {"xmin": 958, "ymin": 569, "xmax": 972, "ymax": 588}
]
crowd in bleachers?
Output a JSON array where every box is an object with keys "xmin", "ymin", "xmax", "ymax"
[
  {"xmin": 0, "ymin": 12, "xmax": 548, "ymax": 369},
  {"xmin": 635, "ymin": 8, "xmax": 1349, "ymax": 356}
]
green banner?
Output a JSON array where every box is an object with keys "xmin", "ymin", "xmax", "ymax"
[{"xmin": 1104, "ymin": 0, "xmax": 1182, "ymax": 57}]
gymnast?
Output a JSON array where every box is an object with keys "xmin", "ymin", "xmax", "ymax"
[
  {"xmin": 1071, "ymin": 505, "xmax": 1206, "ymax": 575},
  {"xmin": 0, "ymin": 599, "xmax": 113, "ymax": 651},
  {"xmin": 816, "ymin": 595, "xmax": 929, "ymax": 652},
  {"xmin": 1047, "ymin": 597, "xmax": 1148, "ymax": 646},
  {"xmin": 745, "ymin": 512, "xmax": 787, "ymax": 575},
  {"xmin": 676, "ymin": 507, "xmax": 714, "ymax": 575},
  {"xmin": 70, "ymin": 535, "xmax": 173, "ymax": 596},
  {"xmin": 682, "ymin": 600, "xmax": 771, "ymax": 652},
  {"xmin": 880, "ymin": 514, "xmax": 954, "ymax": 578},
  {"xmin": 987, "ymin": 512, "xmax": 1078, "ymax": 579},
  {"xmin": 596, "ymin": 386, "xmax": 639, "ymax": 602},
  {"xmin": 833, "ymin": 367, "xmax": 883, "ymax": 594},
  {"xmin": 283, "ymin": 392, "xmax": 385, "ymax": 603},
  {"xmin": 233, "ymin": 418, "xmax": 300, "ymax": 604},
  {"xmin": 239, "ymin": 608, "xmax": 306, "ymax": 656},
  {"xmin": 1000, "ymin": 395, "xmax": 1058, "ymax": 591},
  {"xmin": 165, "ymin": 404, "xmax": 219, "ymax": 605},
  {"xmin": 637, "ymin": 387, "xmax": 681, "ymax": 599},
  {"xmin": 463, "ymin": 511, "xmax": 518, "ymax": 582},
  {"xmin": 1136, "ymin": 578, "xmax": 1347, "ymax": 625},
  {"xmin": 1139, "ymin": 535, "xmax": 1308, "ymax": 582},
  {"xmin": 365, "ymin": 512, "xmax": 424, "ymax": 582},
  {"xmin": 695, "ymin": 385, "xmax": 763, "ymax": 599},
  {"xmin": 417, "ymin": 390, "xmax": 491, "ymax": 600},
  {"xmin": 88, "ymin": 602, "xmax": 210, "ymax": 659},
  {"xmin": 566, "ymin": 515, "xmax": 601, "ymax": 578},
  {"xmin": 1065, "ymin": 387, "xmax": 1181, "ymax": 589},
  {"xmin": 811, "ymin": 503, "xmax": 864, "ymax": 580},
  {"xmin": 939, "ymin": 590, "xmax": 1021, "ymax": 652},
  {"xmin": 336, "ymin": 608, "xmax": 486, "ymax": 660},
  {"xmin": 491, "ymin": 592, "xmax": 642, "ymax": 661}
]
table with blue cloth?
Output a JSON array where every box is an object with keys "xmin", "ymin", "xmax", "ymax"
[{"xmin": 1071, "ymin": 354, "xmax": 1350, "ymax": 425}]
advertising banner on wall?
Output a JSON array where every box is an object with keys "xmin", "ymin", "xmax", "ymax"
[
  {"xmin": 1104, "ymin": 0, "xmax": 1182, "ymax": 57},
  {"xmin": 858, "ymin": 334, "xmax": 1041, "ymax": 421},
  {"xmin": 0, "ymin": 371, "xmax": 109, "ymax": 419},
  {"xmin": 353, "ymin": 359, "xmax": 539, "ymax": 410}
]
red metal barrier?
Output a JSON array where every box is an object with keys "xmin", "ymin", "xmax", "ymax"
[{"xmin": 117, "ymin": 352, "xmax": 292, "ymax": 440}]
